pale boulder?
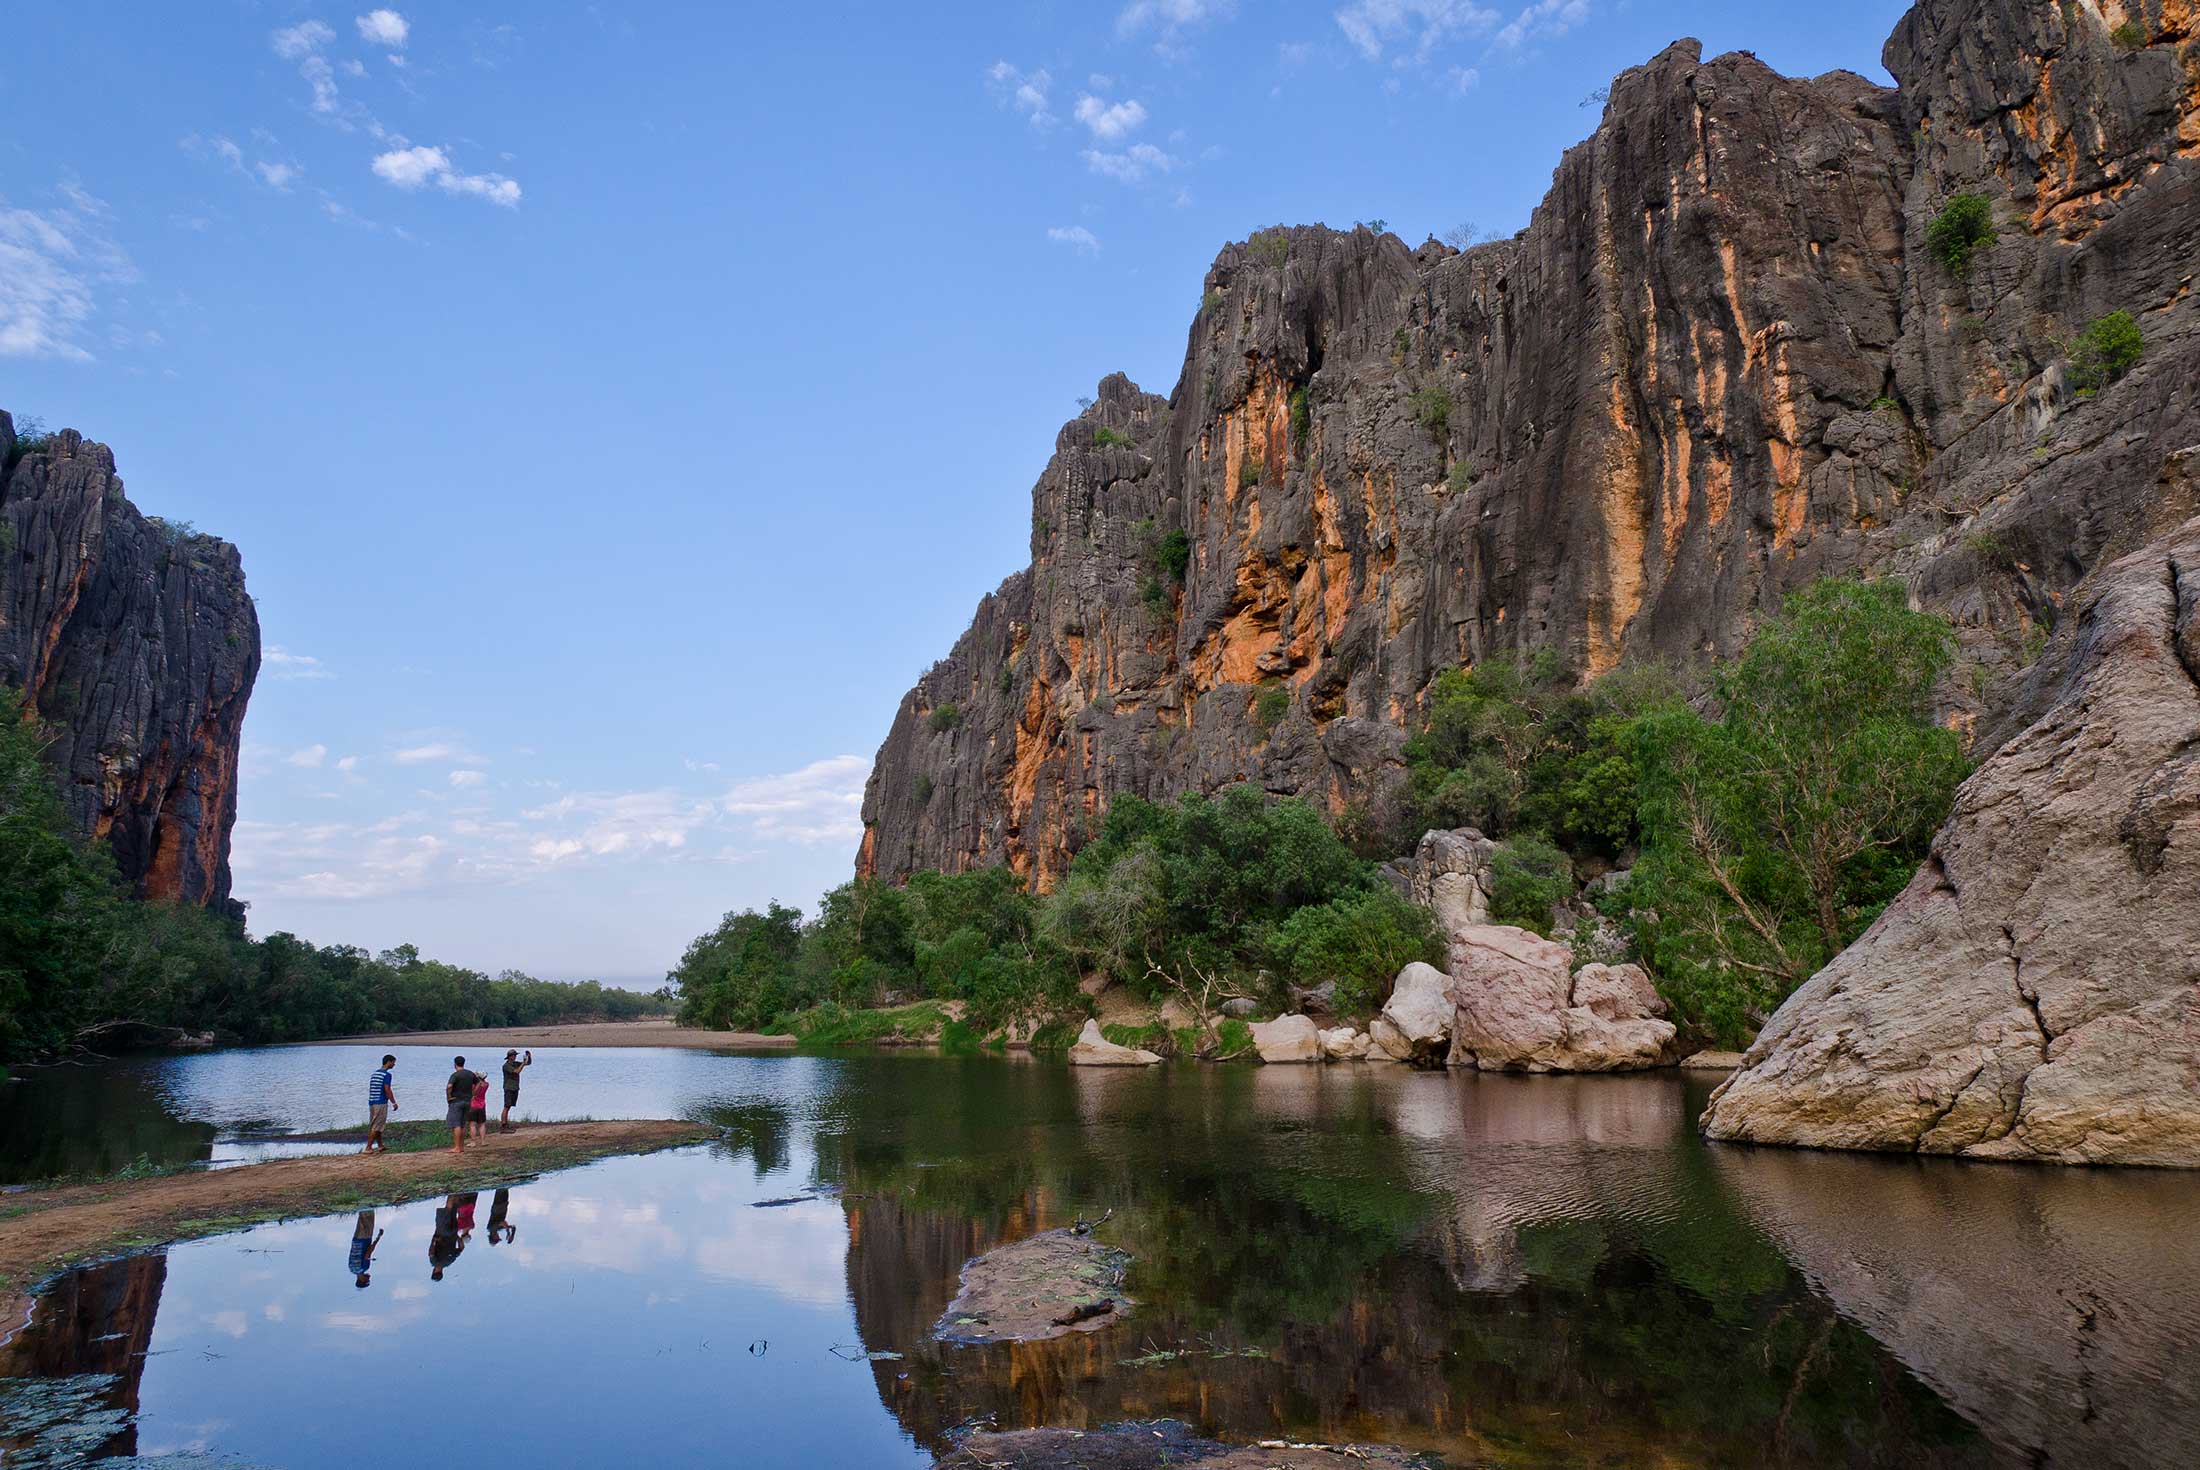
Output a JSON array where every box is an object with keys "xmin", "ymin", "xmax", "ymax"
[
  {"xmin": 1320, "ymin": 1026, "xmax": 1372, "ymax": 1060},
  {"xmin": 1249, "ymin": 1013, "xmax": 1323, "ymax": 1063},
  {"xmin": 1448, "ymin": 925, "xmax": 1676, "ymax": 1072},
  {"xmin": 1376, "ymin": 961, "xmax": 1455, "ymax": 1066},
  {"xmin": 1067, "ymin": 1018, "xmax": 1162, "ymax": 1067}
]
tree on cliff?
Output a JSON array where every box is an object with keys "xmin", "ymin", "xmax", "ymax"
[{"xmin": 1626, "ymin": 580, "xmax": 1969, "ymax": 1043}]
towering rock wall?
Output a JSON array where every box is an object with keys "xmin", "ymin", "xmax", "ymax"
[
  {"xmin": 860, "ymin": 0, "xmax": 2200, "ymax": 888},
  {"xmin": 0, "ymin": 412, "xmax": 259, "ymax": 910}
]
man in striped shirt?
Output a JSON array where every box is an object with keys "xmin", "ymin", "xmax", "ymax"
[{"xmin": 365, "ymin": 1054, "xmax": 398, "ymax": 1153}]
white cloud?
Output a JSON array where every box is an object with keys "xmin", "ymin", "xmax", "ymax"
[
  {"xmin": 1047, "ymin": 225, "xmax": 1101, "ymax": 256},
  {"xmin": 256, "ymin": 161, "xmax": 300, "ymax": 190},
  {"xmin": 1083, "ymin": 143, "xmax": 1179, "ymax": 184},
  {"xmin": 371, "ymin": 146, "xmax": 522, "ymax": 207},
  {"xmin": 336, "ymin": 755, "xmax": 360, "ymax": 773},
  {"xmin": 1334, "ymin": 0, "xmax": 1498, "ymax": 61},
  {"xmin": 1118, "ymin": 0, "xmax": 1234, "ymax": 35},
  {"xmin": 720, "ymin": 754, "xmax": 867, "ymax": 845},
  {"xmin": 523, "ymin": 789, "xmax": 716, "ymax": 857},
  {"xmin": 449, "ymin": 769, "xmax": 487, "ymax": 788},
  {"xmin": 1450, "ymin": 64, "xmax": 1481, "ymax": 91},
  {"xmin": 270, "ymin": 20, "xmax": 336, "ymax": 60},
  {"xmin": 1073, "ymin": 95, "xmax": 1148, "ymax": 141},
  {"xmin": 393, "ymin": 742, "xmax": 470, "ymax": 764},
  {"xmin": 356, "ymin": 9, "xmax": 410, "ymax": 48},
  {"xmin": 286, "ymin": 743, "xmax": 329, "ymax": 768},
  {"xmin": 1491, "ymin": 0, "xmax": 1589, "ymax": 49},
  {"xmin": 264, "ymin": 645, "xmax": 335, "ymax": 680},
  {"xmin": 985, "ymin": 62, "xmax": 1055, "ymax": 129},
  {"xmin": 0, "ymin": 182, "xmax": 139, "ymax": 362}
]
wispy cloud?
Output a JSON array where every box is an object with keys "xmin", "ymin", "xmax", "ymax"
[
  {"xmin": 985, "ymin": 62, "xmax": 1055, "ymax": 129},
  {"xmin": 1047, "ymin": 225, "xmax": 1101, "ymax": 256},
  {"xmin": 1073, "ymin": 95, "xmax": 1148, "ymax": 141},
  {"xmin": 271, "ymin": 20, "xmax": 337, "ymax": 61},
  {"xmin": 0, "ymin": 181, "xmax": 139, "ymax": 362},
  {"xmin": 286, "ymin": 743, "xmax": 329, "ymax": 769},
  {"xmin": 721, "ymin": 754, "xmax": 867, "ymax": 844},
  {"xmin": 264, "ymin": 645, "xmax": 335, "ymax": 680},
  {"xmin": 356, "ymin": 9, "xmax": 410, "ymax": 49},
  {"xmin": 1334, "ymin": 0, "xmax": 1498, "ymax": 62},
  {"xmin": 449, "ymin": 769, "xmax": 487, "ymax": 788},
  {"xmin": 1117, "ymin": 0, "xmax": 1236, "ymax": 58},
  {"xmin": 1490, "ymin": 0, "xmax": 1589, "ymax": 50},
  {"xmin": 392, "ymin": 741, "xmax": 477, "ymax": 765},
  {"xmin": 1083, "ymin": 143, "xmax": 1179, "ymax": 184},
  {"xmin": 370, "ymin": 146, "xmax": 522, "ymax": 207}
]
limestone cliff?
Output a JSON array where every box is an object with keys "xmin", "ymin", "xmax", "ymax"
[
  {"xmin": 861, "ymin": 0, "xmax": 2200, "ymax": 887},
  {"xmin": 0, "ymin": 411, "xmax": 259, "ymax": 910}
]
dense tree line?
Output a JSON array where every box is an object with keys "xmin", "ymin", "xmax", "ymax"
[
  {"xmin": 671, "ymin": 786, "xmax": 1440, "ymax": 1035},
  {"xmin": 683, "ymin": 577, "xmax": 1970, "ymax": 1051},
  {"xmin": 0, "ymin": 691, "xmax": 665, "ymax": 1061}
]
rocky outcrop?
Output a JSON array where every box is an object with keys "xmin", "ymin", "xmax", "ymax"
[
  {"xmin": 1247, "ymin": 1013, "xmax": 1321, "ymax": 1062},
  {"xmin": 1703, "ymin": 515, "xmax": 2200, "ymax": 1165},
  {"xmin": 933, "ymin": 1227, "xmax": 1134, "ymax": 1343},
  {"xmin": 0, "ymin": 414, "xmax": 258, "ymax": 909},
  {"xmin": 1448, "ymin": 927, "xmax": 1677, "ymax": 1073},
  {"xmin": 859, "ymin": 1, "xmax": 2200, "ymax": 886},
  {"xmin": 1067, "ymin": 1019, "xmax": 1162, "ymax": 1066},
  {"xmin": 1371, "ymin": 961, "xmax": 1453, "ymax": 1064},
  {"xmin": 1384, "ymin": 828, "xmax": 1497, "ymax": 934}
]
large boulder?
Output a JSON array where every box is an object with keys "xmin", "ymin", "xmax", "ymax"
[
  {"xmin": 1703, "ymin": 517, "xmax": 2200, "ymax": 1166},
  {"xmin": 1386, "ymin": 828, "xmax": 1500, "ymax": 936},
  {"xmin": 1447, "ymin": 926, "xmax": 1677, "ymax": 1072},
  {"xmin": 1248, "ymin": 1014, "xmax": 1322, "ymax": 1063},
  {"xmin": 1374, "ymin": 961, "xmax": 1454, "ymax": 1065},
  {"xmin": 1320, "ymin": 1026, "xmax": 1372, "ymax": 1060},
  {"xmin": 1066, "ymin": 1019, "xmax": 1162, "ymax": 1067}
]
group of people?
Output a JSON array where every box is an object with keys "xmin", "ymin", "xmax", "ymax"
[
  {"xmin": 347, "ymin": 1188, "xmax": 516, "ymax": 1287},
  {"xmin": 363, "ymin": 1048, "xmax": 534, "ymax": 1154}
]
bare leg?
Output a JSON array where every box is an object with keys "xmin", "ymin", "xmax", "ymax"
[{"xmin": 451, "ymin": 1125, "xmax": 464, "ymax": 1154}]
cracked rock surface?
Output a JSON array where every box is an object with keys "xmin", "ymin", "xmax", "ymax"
[{"xmin": 1703, "ymin": 515, "xmax": 2200, "ymax": 1166}]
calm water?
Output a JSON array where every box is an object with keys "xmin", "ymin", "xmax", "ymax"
[{"xmin": 3, "ymin": 1047, "xmax": 2197, "ymax": 1469}]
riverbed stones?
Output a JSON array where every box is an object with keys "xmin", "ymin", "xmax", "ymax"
[
  {"xmin": 1375, "ymin": 962, "xmax": 1454, "ymax": 1065},
  {"xmin": 934, "ymin": 1228, "xmax": 1134, "ymax": 1343},
  {"xmin": 1248, "ymin": 1014, "xmax": 1321, "ymax": 1063},
  {"xmin": 1703, "ymin": 519, "xmax": 2200, "ymax": 1166},
  {"xmin": 1447, "ymin": 926, "xmax": 1677, "ymax": 1073},
  {"xmin": 1320, "ymin": 1026, "xmax": 1371, "ymax": 1060},
  {"xmin": 1068, "ymin": 1019, "xmax": 1162, "ymax": 1067}
]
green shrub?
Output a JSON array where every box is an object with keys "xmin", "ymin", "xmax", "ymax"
[
  {"xmin": 1965, "ymin": 528, "xmax": 2009, "ymax": 564},
  {"xmin": 1357, "ymin": 218, "xmax": 1388, "ymax": 234},
  {"xmin": 1869, "ymin": 396, "xmax": 1901, "ymax": 415},
  {"xmin": 1391, "ymin": 327, "xmax": 1411, "ymax": 363},
  {"xmin": 1445, "ymin": 461, "xmax": 1475, "ymax": 495},
  {"xmin": 2066, "ymin": 309, "xmax": 2143, "ymax": 393},
  {"xmin": 1093, "ymin": 426, "xmax": 1135, "ymax": 448},
  {"xmin": 1926, "ymin": 192, "xmax": 1995, "ymax": 275},
  {"xmin": 2110, "ymin": 18, "xmax": 2145, "ymax": 48},
  {"xmin": 1254, "ymin": 684, "xmax": 1290, "ymax": 733},
  {"xmin": 1249, "ymin": 230, "xmax": 1290, "ymax": 266},
  {"xmin": 1409, "ymin": 382, "xmax": 1453, "ymax": 439},
  {"xmin": 1239, "ymin": 456, "xmax": 1266, "ymax": 488},
  {"xmin": 1213, "ymin": 1018, "xmax": 1254, "ymax": 1058},
  {"xmin": 1263, "ymin": 885, "xmax": 1440, "ymax": 1016},
  {"xmin": 1159, "ymin": 529, "xmax": 1190, "ymax": 581},
  {"xmin": 928, "ymin": 703, "xmax": 961, "ymax": 733},
  {"xmin": 996, "ymin": 665, "xmax": 1014, "ymax": 696},
  {"xmin": 913, "ymin": 773, "xmax": 935, "ymax": 804},
  {"xmin": 1488, "ymin": 835, "xmax": 1574, "ymax": 934},
  {"xmin": 1289, "ymin": 387, "xmax": 1310, "ymax": 449}
]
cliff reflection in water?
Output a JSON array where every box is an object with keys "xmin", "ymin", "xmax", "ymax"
[
  {"xmin": 0, "ymin": 1252, "xmax": 168, "ymax": 1461},
  {"xmin": 1718, "ymin": 1147, "xmax": 2200, "ymax": 1470},
  {"xmin": 827, "ymin": 1065, "xmax": 1989, "ymax": 1468}
]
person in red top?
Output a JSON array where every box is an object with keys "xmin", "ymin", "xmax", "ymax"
[{"xmin": 468, "ymin": 1072, "xmax": 490, "ymax": 1141}]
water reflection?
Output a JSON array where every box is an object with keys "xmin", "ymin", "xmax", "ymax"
[{"xmin": 0, "ymin": 1051, "xmax": 2194, "ymax": 1467}]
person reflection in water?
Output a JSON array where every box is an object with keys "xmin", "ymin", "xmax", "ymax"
[
  {"xmin": 486, "ymin": 1187, "xmax": 515, "ymax": 1245},
  {"xmin": 430, "ymin": 1193, "xmax": 474, "ymax": 1281},
  {"xmin": 349, "ymin": 1210, "xmax": 382, "ymax": 1288}
]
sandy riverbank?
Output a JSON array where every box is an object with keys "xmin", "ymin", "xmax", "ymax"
[
  {"xmin": 306, "ymin": 1017, "xmax": 794, "ymax": 1049},
  {"xmin": 0, "ymin": 1118, "xmax": 716, "ymax": 1345}
]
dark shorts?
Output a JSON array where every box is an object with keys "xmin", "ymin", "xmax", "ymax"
[
  {"xmin": 503, "ymin": 1088, "xmax": 519, "ymax": 1109},
  {"xmin": 467, "ymin": 1105, "xmax": 487, "ymax": 1123},
  {"xmin": 446, "ymin": 1102, "xmax": 470, "ymax": 1129}
]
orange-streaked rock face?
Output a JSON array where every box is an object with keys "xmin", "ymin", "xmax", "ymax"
[
  {"xmin": 858, "ymin": 8, "xmax": 2200, "ymax": 888},
  {"xmin": 0, "ymin": 416, "xmax": 258, "ymax": 910}
]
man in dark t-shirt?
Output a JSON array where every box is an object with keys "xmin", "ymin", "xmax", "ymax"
[
  {"xmin": 499, "ymin": 1049, "xmax": 532, "ymax": 1131},
  {"xmin": 446, "ymin": 1056, "xmax": 483, "ymax": 1154}
]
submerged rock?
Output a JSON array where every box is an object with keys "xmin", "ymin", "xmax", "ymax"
[
  {"xmin": 933, "ymin": 1228, "xmax": 1134, "ymax": 1343},
  {"xmin": 1703, "ymin": 517, "xmax": 2200, "ymax": 1166},
  {"xmin": 935, "ymin": 1421, "xmax": 1424, "ymax": 1469},
  {"xmin": 1248, "ymin": 1014, "xmax": 1321, "ymax": 1063},
  {"xmin": 1067, "ymin": 1019, "xmax": 1162, "ymax": 1067}
]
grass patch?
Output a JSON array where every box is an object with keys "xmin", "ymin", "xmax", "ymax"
[
  {"xmin": 1027, "ymin": 1019, "xmax": 1080, "ymax": 1053},
  {"xmin": 1212, "ymin": 1018, "xmax": 1254, "ymax": 1059},
  {"xmin": 1092, "ymin": 426, "xmax": 1135, "ymax": 448},
  {"xmin": 770, "ymin": 999, "xmax": 952, "ymax": 1047}
]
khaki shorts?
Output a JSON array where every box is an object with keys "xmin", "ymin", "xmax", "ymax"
[{"xmin": 368, "ymin": 1103, "xmax": 389, "ymax": 1130}]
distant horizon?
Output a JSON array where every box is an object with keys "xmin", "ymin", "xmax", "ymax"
[{"xmin": 4, "ymin": 0, "xmax": 1911, "ymax": 977}]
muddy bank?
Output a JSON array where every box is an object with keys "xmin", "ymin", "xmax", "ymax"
[
  {"xmin": 306, "ymin": 1017, "xmax": 795, "ymax": 1049},
  {"xmin": 0, "ymin": 1118, "xmax": 714, "ymax": 1343},
  {"xmin": 936, "ymin": 1422, "xmax": 1426, "ymax": 1468},
  {"xmin": 936, "ymin": 1227, "xmax": 1133, "ymax": 1343}
]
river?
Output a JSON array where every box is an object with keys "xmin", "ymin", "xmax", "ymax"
[{"xmin": 2, "ymin": 1045, "xmax": 2195, "ymax": 1468}]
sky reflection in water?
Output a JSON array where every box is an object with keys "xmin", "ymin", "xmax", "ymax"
[{"xmin": 3, "ymin": 1049, "xmax": 2197, "ymax": 1468}]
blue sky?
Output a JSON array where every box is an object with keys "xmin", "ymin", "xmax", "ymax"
[{"xmin": 0, "ymin": 0, "xmax": 1911, "ymax": 983}]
